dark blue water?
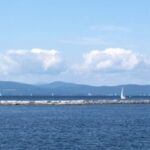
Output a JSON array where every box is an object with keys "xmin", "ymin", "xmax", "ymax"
[{"xmin": 0, "ymin": 105, "xmax": 150, "ymax": 150}]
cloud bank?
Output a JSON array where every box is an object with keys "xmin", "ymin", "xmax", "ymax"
[
  {"xmin": 69, "ymin": 48, "xmax": 150, "ymax": 85},
  {"xmin": 75, "ymin": 48, "xmax": 142, "ymax": 73},
  {"xmin": 0, "ymin": 48, "xmax": 63, "ymax": 75},
  {"xmin": 0, "ymin": 47, "xmax": 150, "ymax": 85}
]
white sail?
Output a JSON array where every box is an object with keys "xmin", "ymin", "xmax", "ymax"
[
  {"xmin": 88, "ymin": 92, "xmax": 92, "ymax": 96},
  {"xmin": 121, "ymin": 88, "xmax": 126, "ymax": 100},
  {"xmin": 51, "ymin": 92, "xmax": 54, "ymax": 96}
]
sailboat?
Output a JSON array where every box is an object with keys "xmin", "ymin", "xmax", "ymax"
[
  {"xmin": 120, "ymin": 88, "xmax": 126, "ymax": 100},
  {"xmin": 51, "ymin": 92, "xmax": 54, "ymax": 96},
  {"xmin": 88, "ymin": 92, "xmax": 92, "ymax": 96}
]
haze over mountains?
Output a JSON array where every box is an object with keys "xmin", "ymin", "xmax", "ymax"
[{"xmin": 0, "ymin": 81, "xmax": 150, "ymax": 96}]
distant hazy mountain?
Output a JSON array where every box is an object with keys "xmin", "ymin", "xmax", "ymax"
[
  {"xmin": 0, "ymin": 81, "xmax": 42, "ymax": 96},
  {"xmin": 0, "ymin": 81, "xmax": 150, "ymax": 96}
]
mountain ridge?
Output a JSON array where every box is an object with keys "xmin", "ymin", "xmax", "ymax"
[{"xmin": 0, "ymin": 81, "xmax": 150, "ymax": 96}]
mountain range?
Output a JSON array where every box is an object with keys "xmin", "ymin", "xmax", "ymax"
[{"xmin": 0, "ymin": 81, "xmax": 150, "ymax": 96}]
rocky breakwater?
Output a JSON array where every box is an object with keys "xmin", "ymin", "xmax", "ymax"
[{"xmin": 1, "ymin": 99, "xmax": 150, "ymax": 105}]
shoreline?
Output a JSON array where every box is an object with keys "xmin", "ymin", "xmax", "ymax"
[{"xmin": 1, "ymin": 99, "xmax": 150, "ymax": 105}]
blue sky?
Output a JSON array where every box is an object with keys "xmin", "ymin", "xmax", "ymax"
[{"xmin": 0, "ymin": 0, "xmax": 150, "ymax": 85}]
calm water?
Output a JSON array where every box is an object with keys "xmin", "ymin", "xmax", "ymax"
[{"xmin": 0, "ymin": 105, "xmax": 150, "ymax": 150}]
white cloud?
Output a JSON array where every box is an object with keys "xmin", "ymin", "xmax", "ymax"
[
  {"xmin": 70, "ymin": 48, "xmax": 150, "ymax": 85},
  {"xmin": 74, "ymin": 48, "xmax": 142, "ymax": 73},
  {"xmin": 91, "ymin": 25, "xmax": 130, "ymax": 33},
  {"xmin": 0, "ymin": 48, "xmax": 64, "ymax": 75},
  {"xmin": 31, "ymin": 48, "xmax": 62, "ymax": 71},
  {"xmin": 1, "ymin": 47, "xmax": 150, "ymax": 85}
]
